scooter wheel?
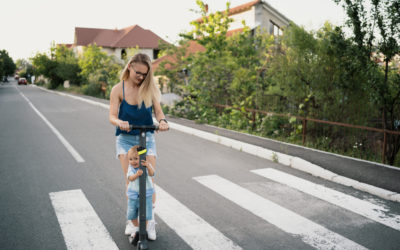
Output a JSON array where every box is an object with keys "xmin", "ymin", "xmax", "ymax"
[{"xmin": 138, "ymin": 241, "xmax": 149, "ymax": 250}]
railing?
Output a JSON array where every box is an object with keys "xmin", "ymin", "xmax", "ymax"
[{"xmin": 214, "ymin": 104, "xmax": 400, "ymax": 165}]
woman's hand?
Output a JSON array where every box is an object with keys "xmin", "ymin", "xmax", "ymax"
[
  {"xmin": 158, "ymin": 119, "xmax": 169, "ymax": 131},
  {"xmin": 117, "ymin": 120, "xmax": 130, "ymax": 132}
]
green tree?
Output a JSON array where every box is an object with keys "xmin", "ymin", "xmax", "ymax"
[
  {"xmin": 334, "ymin": 0, "xmax": 400, "ymax": 164},
  {"xmin": 31, "ymin": 52, "xmax": 62, "ymax": 88},
  {"xmin": 175, "ymin": 1, "xmax": 274, "ymax": 130},
  {"xmin": 54, "ymin": 45, "xmax": 81, "ymax": 85},
  {"xmin": 0, "ymin": 50, "xmax": 16, "ymax": 80},
  {"xmin": 16, "ymin": 59, "xmax": 34, "ymax": 81},
  {"xmin": 78, "ymin": 44, "xmax": 122, "ymax": 98},
  {"xmin": 78, "ymin": 44, "xmax": 109, "ymax": 81}
]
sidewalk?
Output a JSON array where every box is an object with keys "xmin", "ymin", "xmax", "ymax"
[{"xmin": 166, "ymin": 116, "xmax": 400, "ymax": 195}]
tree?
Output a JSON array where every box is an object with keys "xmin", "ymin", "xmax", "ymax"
[
  {"xmin": 334, "ymin": 0, "xmax": 400, "ymax": 164},
  {"xmin": 0, "ymin": 50, "xmax": 16, "ymax": 80},
  {"xmin": 78, "ymin": 44, "xmax": 122, "ymax": 98},
  {"xmin": 16, "ymin": 59, "xmax": 34, "ymax": 81},
  {"xmin": 175, "ymin": 0, "xmax": 275, "ymax": 129},
  {"xmin": 54, "ymin": 45, "xmax": 81, "ymax": 85},
  {"xmin": 31, "ymin": 52, "xmax": 62, "ymax": 89},
  {"xmin": 78, "ymin": 44, "xmax": 110, "ymax": 81}
]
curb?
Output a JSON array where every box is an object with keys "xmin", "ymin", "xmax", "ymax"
[{"xmin": 34, "ymin": 85, "xmax": 400, "ymax": 203}]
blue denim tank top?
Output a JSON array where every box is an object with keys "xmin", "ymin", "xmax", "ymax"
[{"xmin": 115, "ymin": 80, "xmax": 154, "ymax": 136}]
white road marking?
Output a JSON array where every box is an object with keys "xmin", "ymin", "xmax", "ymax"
[
  {"xmin": 156, "ymin": 185, "xmax": 242, "ymax": 250},
  {"xmin": 19, "ymin": 91, "xmax": 84, "ymax": 162},
  {"xmin": 194, "ymin": 175, "xmax": 367, "ymax": 250},
  {"xmin": 49, "ymin": 189, "xmax": 118, "ymax": 250},
  {"xmin": 252, "ymin": 168, "xmax": 400, "ymax": 231}
]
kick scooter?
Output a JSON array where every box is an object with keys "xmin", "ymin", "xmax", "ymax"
[{"xmin": 128, "ymin": 124, "xmax": 158, "ymax": 250}]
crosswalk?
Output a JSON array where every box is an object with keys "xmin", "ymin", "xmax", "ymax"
[{"xmin": 50, "ymin": 168, "xmax": 400, "ymax": 250}]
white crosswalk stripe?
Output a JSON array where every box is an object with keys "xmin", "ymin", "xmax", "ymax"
[
  {"xmin": 155, "ymin": 185, "xmax": 242, "ymax": 250},
  {"xmin": 251, "ymin": 168, "xmax": 400, "ymax": 231},
  {"xmin": 49, "ymin": 189, "xmax": 118, "ymax": 250},
  {"xmin": 193, "ymin": 175, "xmax": 367, "ymax": 250},
  {"xmin": 50, "ymin": 170, "xmax": 399, "ymax": 249}
]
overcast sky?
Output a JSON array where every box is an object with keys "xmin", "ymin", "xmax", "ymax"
[{"xmin": 0, "ymin": 0, "xmax": 347, "ymax": 61}]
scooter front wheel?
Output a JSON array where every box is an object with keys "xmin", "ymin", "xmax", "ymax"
[{"xmin": 138, "ymin": 241, "xmax": 149, "ymax": 250}]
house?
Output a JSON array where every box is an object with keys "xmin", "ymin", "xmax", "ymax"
[
  {"xmin": 73, "ymin": 25, "xmax": 168, "ymax": 61},
  {"xmin": 216, "ymin": 0, "xmax": 291, "ymax": 36},
  {"xmin": 153, "ymin": 0, "xmax": 291, "ymax": 81},
  {"xmin": 153, "ymin": 0, "xmax": 291, "ymax": 69}
]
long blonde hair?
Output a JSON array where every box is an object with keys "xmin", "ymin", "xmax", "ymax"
[{"xmin": 120, "ymin": 53, "xmax": 161, "ymax": 108}]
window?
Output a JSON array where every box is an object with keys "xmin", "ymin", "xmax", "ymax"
[
  {"xmin": 269, "ymin": 20, "xmax": 282, "ymax": 36},
  {"xmin": 121, "ymin": 49, "xmax": 127, "ymax": 60},
  {"xmin": 153, "ymin": 49, "xmax": 160, "ymax": 60}
]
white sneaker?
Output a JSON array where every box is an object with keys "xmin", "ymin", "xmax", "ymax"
[
  {"xmin": 147, "ymin": 220, "xmax": 156, "ymax": 240},
  {"xmin": 125, "ymin": 220, "xmax": 135, "ymax": 235}
]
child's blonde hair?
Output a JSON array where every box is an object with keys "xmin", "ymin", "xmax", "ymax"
[
  {"xmin": 127, "ymin": 145, "xmax": 140, "ymax": 158},
  {"xmin": 120, "ymin": 53, "xmax": 161, "ymax": 109}
]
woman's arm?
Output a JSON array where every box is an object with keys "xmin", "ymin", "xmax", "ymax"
[
  {"xmin": 153, "ymin": 98, "xmax": 169, "ymax": 131},
  {"xmin": 109, "ymin": 83, "xmax": 130, "ymax": 131}
]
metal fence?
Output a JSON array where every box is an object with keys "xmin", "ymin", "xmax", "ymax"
[{"xmin": 214, "ymin": 104, "xmax": 400, "ymax": 165}]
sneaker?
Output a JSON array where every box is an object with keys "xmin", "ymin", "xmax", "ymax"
[
  {"xmin": 125, "ymin": 220, "xmax": 135, "ymax": 235},
  {"xmin": 147, "ymin": 220, "xmax": 156, "ymax": 240}
]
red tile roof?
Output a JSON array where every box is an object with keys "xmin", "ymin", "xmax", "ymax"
[
  {"xmin": 196, "ymin": 0, "xmax": 261, "ymax": 23},
  {"xmin": 152, "ymin": 40, "xmax": 206, "ymax": 72},
  {"xmin": 74, "ymin": 25, "xmax": 167, "ymax": 49}
]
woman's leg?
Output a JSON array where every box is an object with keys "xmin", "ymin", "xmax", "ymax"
[
  {"xmin": 121, "ymin": 153, "xmax": 136, "ymax": 235},
  {"xmin": 119, "ymin": 154, "xmax": 129, "ymax": 187}
]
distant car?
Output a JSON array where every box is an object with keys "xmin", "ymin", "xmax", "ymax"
[
  {"xmin": 18, "ymin": 77, "xmax": 27, "ymax": 85},
  {"xmin": 14, "ymin": 74, "xmax": 19, "ymax": 80}
]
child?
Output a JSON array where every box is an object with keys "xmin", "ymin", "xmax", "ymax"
[{"xmin": 126, "ymin": 145, "xmax": 155, "ymax": 242}]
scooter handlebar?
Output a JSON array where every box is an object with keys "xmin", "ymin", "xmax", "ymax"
[{"xmin": 128, "ymin": 124, "xmax": 159, "ymax": 131}]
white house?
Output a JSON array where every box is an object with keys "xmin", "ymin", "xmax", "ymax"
[
  {"xmin": 73, "ymin": 25, "xmax": 168, "ymax": 61},
  {"xmin": 197, "ymin": 0, "xmax": 292, "ymax": 36}
]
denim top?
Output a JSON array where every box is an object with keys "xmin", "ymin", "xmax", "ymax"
[
  {"xmin": 115, "ymin": 80, "xmax": 153, "ymax": 136},
  {"xmin": 126, "ymin": 165, "xmax": 154, "ymax": 199}
]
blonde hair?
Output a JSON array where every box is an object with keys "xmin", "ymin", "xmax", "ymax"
[
  {"xmin": 128, "ymin": 145, "xmax": 140, "ymax": 158},
  {"xmin": 120, "ymin": 53, "xmax": 161, "ymax": 108}
]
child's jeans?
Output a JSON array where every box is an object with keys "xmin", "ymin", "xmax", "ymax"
[{"xmin": 127, "ymin": 197, "xmax": 153, "ymax": 221}]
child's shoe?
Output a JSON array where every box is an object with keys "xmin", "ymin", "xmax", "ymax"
[
  {"xmin": 125, "ymin": 220, "xmax": 135, "ymax": 235},
  {"xmin": 147, "ymin": 220, "xmax": 156, "ymax": 240}
]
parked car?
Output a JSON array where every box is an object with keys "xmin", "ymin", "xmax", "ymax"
[{"xmin": 18, "ymin": 77, "xmax": 27, "ymax": 85}]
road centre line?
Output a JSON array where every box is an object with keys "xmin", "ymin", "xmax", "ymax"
[
  {"xmin": 194, "ymin": 175, "xmax": 367, "ymax": 250},
  {"xmin": 156, "ymin": 185, "xmax": 242, "ymax": 250},
  {"xmin": 18, "ymin": 90, "xmax": 84, "ymax": 163},
  {"xmin": 252, "ymin": 168, "xmax": 400, "ymax": 231},
  {"xmin": 33, "ymin": 85, "xmax": 400, "ymax": 202},
  {"xmin": 49, "ymin": 189, "xmax": 118, "ymax": 250}
]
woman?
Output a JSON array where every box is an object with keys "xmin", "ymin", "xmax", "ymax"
[{"xmin": 109, "ymin": 53, "xmax": 169, "ymax": 240}]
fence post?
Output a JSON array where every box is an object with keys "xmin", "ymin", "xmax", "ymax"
[
  {"xmin": 382, "ymin": 130, "xmax": 387, "ymax": 164},
  {"xmin": 302, "ymin": 118, "xmax": 307, "ymax": 146}
]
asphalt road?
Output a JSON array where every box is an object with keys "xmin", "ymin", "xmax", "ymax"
[{"xmin": 1, "ymin": 79, "xmax": 400, "ymax": 250}]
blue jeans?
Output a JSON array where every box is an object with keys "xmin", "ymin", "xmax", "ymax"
[
  {"xmin": 116, "ymin": 133, "xmax": 157, "ymax": 159},
  {"xmin": 127, "ymin": 197, "xmax": 153, "ymax": 221}
]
